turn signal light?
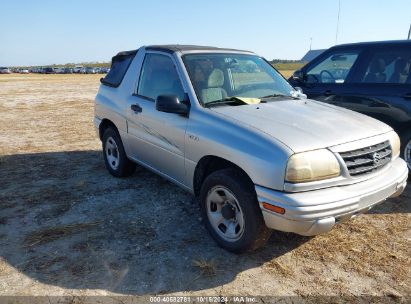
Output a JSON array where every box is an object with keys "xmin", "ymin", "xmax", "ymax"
[{"xmin": 262, "ymin": 202, "xmax": 285, "ymax": 214}]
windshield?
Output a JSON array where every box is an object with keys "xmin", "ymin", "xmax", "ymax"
[{"xmin": 182, "ymin": 53, "xmax": 295, "ymax": 106}]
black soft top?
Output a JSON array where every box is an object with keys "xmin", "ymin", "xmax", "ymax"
[
  {"xmin": 145, "ymin": 44, "xmax": 251, "ymax": 54},
  {"xmin": 114, "ymin": 49, "xmax": 138, "ymax": 57}
]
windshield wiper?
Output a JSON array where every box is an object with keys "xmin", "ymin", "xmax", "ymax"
[
  {"xmin": 259, "ymin": 93, "xmax": 296, "ymax": 100},
  {"xmin": 204, "ymin": 97, "xmax": 244, "ymax": 108}
]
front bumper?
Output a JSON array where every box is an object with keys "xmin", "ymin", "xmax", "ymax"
[
  {"xmin": 256, "ymin": 158, "xmax": 408, "ymax": 236},
  {"xmin": 94, "ymin": 116, "xmax": 102, "ymax": 138}
]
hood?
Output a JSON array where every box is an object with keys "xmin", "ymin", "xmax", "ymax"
[{"xmin": 210, "ymin": 99, "xmax": 392, "ymax": 153}]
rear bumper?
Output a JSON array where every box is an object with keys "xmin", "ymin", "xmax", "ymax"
[{"xmin": 256, "ymin": 158, "xmax": 408, "ymax": 236}]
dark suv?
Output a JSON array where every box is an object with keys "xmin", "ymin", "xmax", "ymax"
[{"xmin": 289, "ymin": 40, "xmax": 411, "ymax": 170}]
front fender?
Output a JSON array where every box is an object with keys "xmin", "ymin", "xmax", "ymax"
[{"xmin": 184, "ymin": 109, "xmax": 292, "ymax": 190}]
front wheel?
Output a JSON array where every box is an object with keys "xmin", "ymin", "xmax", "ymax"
[
  {"xmin": 401, "ymin": 130, "xmax": 411, "ymax": 172},
  {"xmin": 102, "ymin": 127, "xmax": 136, "ymax": 177},
  {"xmin": 199, "ymin": 168, "xmax": 271, "ymax": 253}
]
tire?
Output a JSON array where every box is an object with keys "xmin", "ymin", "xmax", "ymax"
[
  {"xmin": 401, "ymin": 130, "xmax": 411, "ymax": 172},
  {"xmin": 102, "ymin": 127, "xmax": 136, "ymax": 177},
  {"xmin": 199, "ymin": 168, "xmax": 272, "ymax": 253}
]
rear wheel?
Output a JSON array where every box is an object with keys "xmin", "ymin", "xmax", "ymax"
[
  {"xmin": 199, "ymin": 168, "xmax": 271, "ymax": 253},
  {"xmin": 102, "ymin": 127, "xmax": 136, "ymax": 177}
]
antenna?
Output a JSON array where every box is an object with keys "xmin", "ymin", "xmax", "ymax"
[
  {"xmin": 309, "ymin": 37, "xmax": 313, "ymax": 50},
  {"xmin": 335, "ymin": 0, "xmax": 341, "ymax": 45},
  {"xmin": 408, "ymin": 23, "xmax": 411, "ymax": 40}
]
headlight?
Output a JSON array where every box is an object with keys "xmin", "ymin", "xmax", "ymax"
[
  {"xmin": 285, "ymin": 149, "xmax": 341, "ymax": 183},
  {"xmin": 387, "ymin": 131, "xmax": 400, "ymax": 159}
]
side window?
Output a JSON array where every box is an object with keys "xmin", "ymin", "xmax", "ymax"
[
  {"xmin": 360, "ymin": 48, "xmax": 411, "ymax": 84},
  {"xmin": 306, "ymin": 51, "xmax": 359, "ymax": 84},
  {"xmin": 138, "ymin": 53, "xmax": 185, "ymax": 101}
]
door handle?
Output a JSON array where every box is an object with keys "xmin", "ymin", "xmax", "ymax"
[
  {"xmin": 130, "ymin": 104, "xmax": 142, "ymax": 113},
  {"xmin": 323, "ymin": 90, "xmax": 333, "ymax": 96},
  {"xmin": 403, "ymin": 93, "xmax": 411, "ymax": 99}
]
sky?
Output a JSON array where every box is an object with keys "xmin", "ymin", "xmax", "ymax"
[{"xmin": 1, "ymin": 0, "xmax": 411, "ymax": 66}]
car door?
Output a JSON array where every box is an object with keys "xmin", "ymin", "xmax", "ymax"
[
  {"xmin": 125, "ymin": 52, "xmax": 189, "ymax": 184},
  {"xmin": 336, "ymin": 45, "xmax": 411, "ymax": 133},
  {"xmin": 293, "ymin": 47, "xmax": 363, "ymax": 102},
  {"xmin": 294, "ymin": 43, "xmax": 411, "ymax": 146}
]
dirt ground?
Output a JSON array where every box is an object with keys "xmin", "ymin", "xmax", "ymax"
[{"xmin": 0, "ymin": 74, "xmax": 410, "ymax": 301}]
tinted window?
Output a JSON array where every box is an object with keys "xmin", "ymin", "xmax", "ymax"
[
  {"xmin": 101, "ymin": 52, "xmax": 136, "ymax": 87},
  {"xmin": 306, "ymin": 51, "xmax": 359, "ymax": 84},
  {"xmin": 138, "ymin": 53, "xmax": 185, "ymax": 101},
  {"xmin": 360, "ymin": 48, "xmax": 411, "ymax": 84}
]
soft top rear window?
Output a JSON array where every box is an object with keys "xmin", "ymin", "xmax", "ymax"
[{"xmin": 101, "ymin": 50, "xmax": 137, "ymax": 87}]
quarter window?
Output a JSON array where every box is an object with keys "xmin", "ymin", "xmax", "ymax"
[
  {"xmin": 101, "ymin": 51, "xmax": 136, "ymax": 87},
  {"xmin": 138, "ymin": 54, "xmax": 185, "ymax": 101},
  {"xmin": 306, "ymin": 51, "xmax": 359, "ymax": 84}
]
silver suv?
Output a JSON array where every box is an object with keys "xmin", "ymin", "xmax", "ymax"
[{"xmin": 94, "ymin": 45, "xmax": 408, "ymax": 252}]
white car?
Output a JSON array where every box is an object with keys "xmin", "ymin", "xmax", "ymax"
[
  {"xmin": 85, "ymin": 67, "xmax": 97, "ymax": 74},
  {"xmin": 0, "ymin": 67, "xmax": 11, "ymax": 74},
  {"xmin": 73, "ymin": 66, "xmax": 83, "ymax": 73},
  {"xmin": 54, "ymin": 67, "xmax": 65, "ymax": 74}
]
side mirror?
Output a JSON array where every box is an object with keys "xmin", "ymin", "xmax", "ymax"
[
  {"xmin": 291, "ymin": 87, "xmax": 307, "ymax": 99},
  {"xmin": 156, "ymin": 94, "xmax": 189, "ymax": 115},
  {"xmin": 292, "ymin": 70, "xmax": 304, "ymax": 82},
  {"xmin": 295, "ymin": 87, "xmax": 304, "ymax": 94}
]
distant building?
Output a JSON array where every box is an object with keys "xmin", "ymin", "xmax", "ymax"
[{"xmin": 301, "ymin": 49, "xmax": 325, "ymax": 62}]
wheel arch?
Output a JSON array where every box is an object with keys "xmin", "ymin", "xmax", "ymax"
[
  {"xmin": 98, "ymin": 118, "xmax": 119, "ymax": 140},
  {"xmin": 193, "ymin": 155, "xmax": 254, "ymax": 197},
  {"xmin": 398, "ymin": 122, "xmax": 411, "ymax": 138}
]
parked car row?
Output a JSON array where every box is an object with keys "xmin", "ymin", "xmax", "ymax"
[
  {"xmin": 0, "ymin": 66, "xmax": 110, "ymax": 74},
  {"xmin": 2, "ymin": 68, "xmax": 30, "ymax": 74},
  {"xmin": 70, "ymin": 66, "xmax": 111, "ymax": 74}
]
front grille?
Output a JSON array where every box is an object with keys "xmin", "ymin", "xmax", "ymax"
[{"xmin": 339, "ymin": 141, "xmax": 392, "ymax": 177}]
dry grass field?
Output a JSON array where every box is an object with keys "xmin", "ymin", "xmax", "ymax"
[
  {"xmin": 276, "ymin": 70, "xmax": 295, "ymax": 79},
  {"xmin": 0, "ymin": 74, "xmax": 410, "ymax": 301}
]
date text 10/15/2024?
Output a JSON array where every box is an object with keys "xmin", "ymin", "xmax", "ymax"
[{"xmin": 150, "ymin": 296, "xmax": 257, "ymax": 303}]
